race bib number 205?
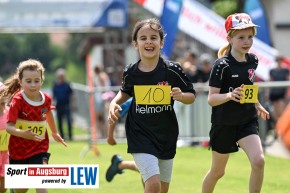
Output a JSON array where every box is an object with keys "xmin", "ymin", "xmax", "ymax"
[{"xmin": 15, "ymin": 119, "xmax": 47, "ymax": 137}]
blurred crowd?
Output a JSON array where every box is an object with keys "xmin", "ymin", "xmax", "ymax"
[
  {"xmin": 177, "ymin": 50, "xmax": 214, "ymax": 84},
  {"xmin": 89, "ymin": 50, "xmax": 290, "ymax": 140},
  {"xmin": 1, "ymin": 51, "xmax": 288, "ymax": 142}
]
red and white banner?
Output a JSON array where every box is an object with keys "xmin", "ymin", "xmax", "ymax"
[{"xmin": 134, "ymin": 0, "xmax": 278, "ymax": 81}]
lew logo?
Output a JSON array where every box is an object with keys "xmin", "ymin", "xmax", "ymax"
[{"xmin": 70, "ymin": 167, "xmax": 98, "ymax": 186}]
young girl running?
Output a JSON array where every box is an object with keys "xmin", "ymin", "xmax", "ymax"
[
  {"xmin": 0, "ymin": 82, "xmax": 9, "ymax": 193},
  {"xmin": 202, "ymin": 13, "xmax": 270, "ymax": 193},
  {"xmin": 3, "ymin": 59, "xmax": 67, "ymax": 193},
  {"xmin": 108, "ymin": 18, "xmax": 196, "ymax": 193}
]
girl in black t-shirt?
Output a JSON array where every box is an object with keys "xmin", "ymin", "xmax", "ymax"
[
  {"xmin": 108, "ymin": 18, "xmax": 195, "ymax": 193},
  {"xmin": 202, "ymin": 13, "xmax": 270, "ymax": 193}
]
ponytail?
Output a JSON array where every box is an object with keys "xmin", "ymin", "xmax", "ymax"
[
  {"xmin": 3, "ymin": 74, "xmax": 21, "ymax": 100},
  {"xmin": 217, "ymin": 43, "xmax": 231, "ymax": 58}
]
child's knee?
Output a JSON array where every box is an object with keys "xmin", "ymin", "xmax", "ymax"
[
  {"xmin": 145, "ymin": 175, "xmax": 161, "ymax": 192},
  {"xmin": 210, "ymin": 169, "xmax": 225, "ymax": 180},
  {"xmin": 251, "ymin": 155, "xmax": 265, "ymax": 170}
]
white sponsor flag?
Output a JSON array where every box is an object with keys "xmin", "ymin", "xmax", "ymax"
[{"xmin": 137, "ymin": 0, "xmax": 278, "ymax": 80}]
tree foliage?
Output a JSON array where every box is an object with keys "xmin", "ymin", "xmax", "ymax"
[
  {"xmin": 0, "ymin": 33, "xmax": 86, "ymax": 86},
  {"xmin": 0, "ymin": 34, "xmax": 55, "ymax": 75},
  {"xmin": 0, "ymin": 34, "xmax": 21, "ymax": 74},
  {"xmin": 21, "ymin": 34, "xmax": 57, "ymax": 71},
  {"xmin": 211, "ymin": 0, "xmax": 244, "ymax": 18}
]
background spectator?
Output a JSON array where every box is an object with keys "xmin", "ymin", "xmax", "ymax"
[
  {"xmin": 182, "ymin": 51, "xmax": 203, "ymax": 83},
  {"xmin": 199, "ymin": 53, "xmax": 213, "ymax": 83},
  {"xmin": 269, "ymin": 55, "xmax": 290, "ymax": 122},
  {"xmin": 52, "ymin": 68, "xmax": 74, "ymax": 141},
  {"xmin": 93, "ymin": 65, "xmax": 111, "ymax": 139}
]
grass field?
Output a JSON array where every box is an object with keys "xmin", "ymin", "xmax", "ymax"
[{"xmin": 23, "ymin": 139, "xmax": 290, "ymax": 193}]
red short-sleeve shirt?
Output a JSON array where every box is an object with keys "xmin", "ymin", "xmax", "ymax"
[{"xmin": 7, "ymin": 91, "xmax": 52, "ymax": 160}]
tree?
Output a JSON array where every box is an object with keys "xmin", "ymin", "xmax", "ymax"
[
  {"xmin": 21, "ymin": 33, "xmax": 57, "ymax": 70},
  {"xmin": 0, "ymin": 34, "xmax": 21, "ymax": 75},
  {"xmin": 211, "ymin": 0, "xmax": 245, "ymax": 18}
]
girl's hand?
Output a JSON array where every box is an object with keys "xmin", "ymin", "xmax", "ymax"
[
  {"xmin": 22, "ymin": 129, "xmax": 44, "ymax": 142},
  {"xmin": 255, "ymin": 102, "xmax": 270, "ymax": 120},
  {"xmin": 51, "ymin": 132, "xmax": 67, "ymax": 147},
  {"xmin": 107, "ymin": 136, "xmax": 117, "ymax": 145},
  {"xmin": 171, "ymin": 87, "xmax": 183, "ymax": 101},
  {"xmin": 108, "ymin": 102, "xmax": 122, "ymax": 124},
  {"xmin": 229, "ymin": 85, "xmax": 244, "ymax": 102}
]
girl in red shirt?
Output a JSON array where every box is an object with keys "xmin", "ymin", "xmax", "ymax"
[{"xmin": 2, "ymin": 59, "xmax": 67, "ymax": 193}]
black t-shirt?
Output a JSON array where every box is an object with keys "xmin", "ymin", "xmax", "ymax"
[
  {"xmin": 269, "ymin": 68, "xmax": 289, "ymax": 99},
  {"xmin": 209, "ymin": 53, "xmax": 258, "ymax": 125},
  {"xmin": 120, "ymin": 57, "xmax": 195, "ymax": 159}
]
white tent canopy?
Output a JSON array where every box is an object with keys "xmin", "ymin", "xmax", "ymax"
[{"xmin": 0, "ymin": 0, "xmax": 128, "ymax": 32}]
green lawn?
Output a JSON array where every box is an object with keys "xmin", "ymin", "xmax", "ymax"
[{"xmin": 23, "ymin": 140, "xmax": 290, "ymax": 193}]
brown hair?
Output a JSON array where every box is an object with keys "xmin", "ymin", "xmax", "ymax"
[
  {"xmin": 0, "ymin": 84, "xmax": 5, "ymax": 99},
  {"xmin": 131, "ymin": 18, "xmax": 165, "ymax": 43},
  {"xmin": 2, "ymin": 59, "xmax": 45, "ymax": 99},
  {"xmin": 218, "ymin": 27, "xmax": 257, "ymax": 58}
]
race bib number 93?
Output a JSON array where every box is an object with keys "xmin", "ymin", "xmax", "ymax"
[{"xmin": 240, "ymin": 85, "xmax": 259, "ymax": 104}]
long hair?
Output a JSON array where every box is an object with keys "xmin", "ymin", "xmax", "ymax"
[{"xmin": 2, "ymin": 59, "xmax": 45, "ymax": 99}]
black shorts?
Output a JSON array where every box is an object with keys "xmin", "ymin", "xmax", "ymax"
[
  {"xmin": 269, "ymin": 91, "xmax": 286, "ymax": 102},
  {"xmin": 9, "ymin": 152, "xmax": 51, "ymax": 165},
  {"xmin": 209, "ymin": 119, "xmax": 259, "ymax": 154}
]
